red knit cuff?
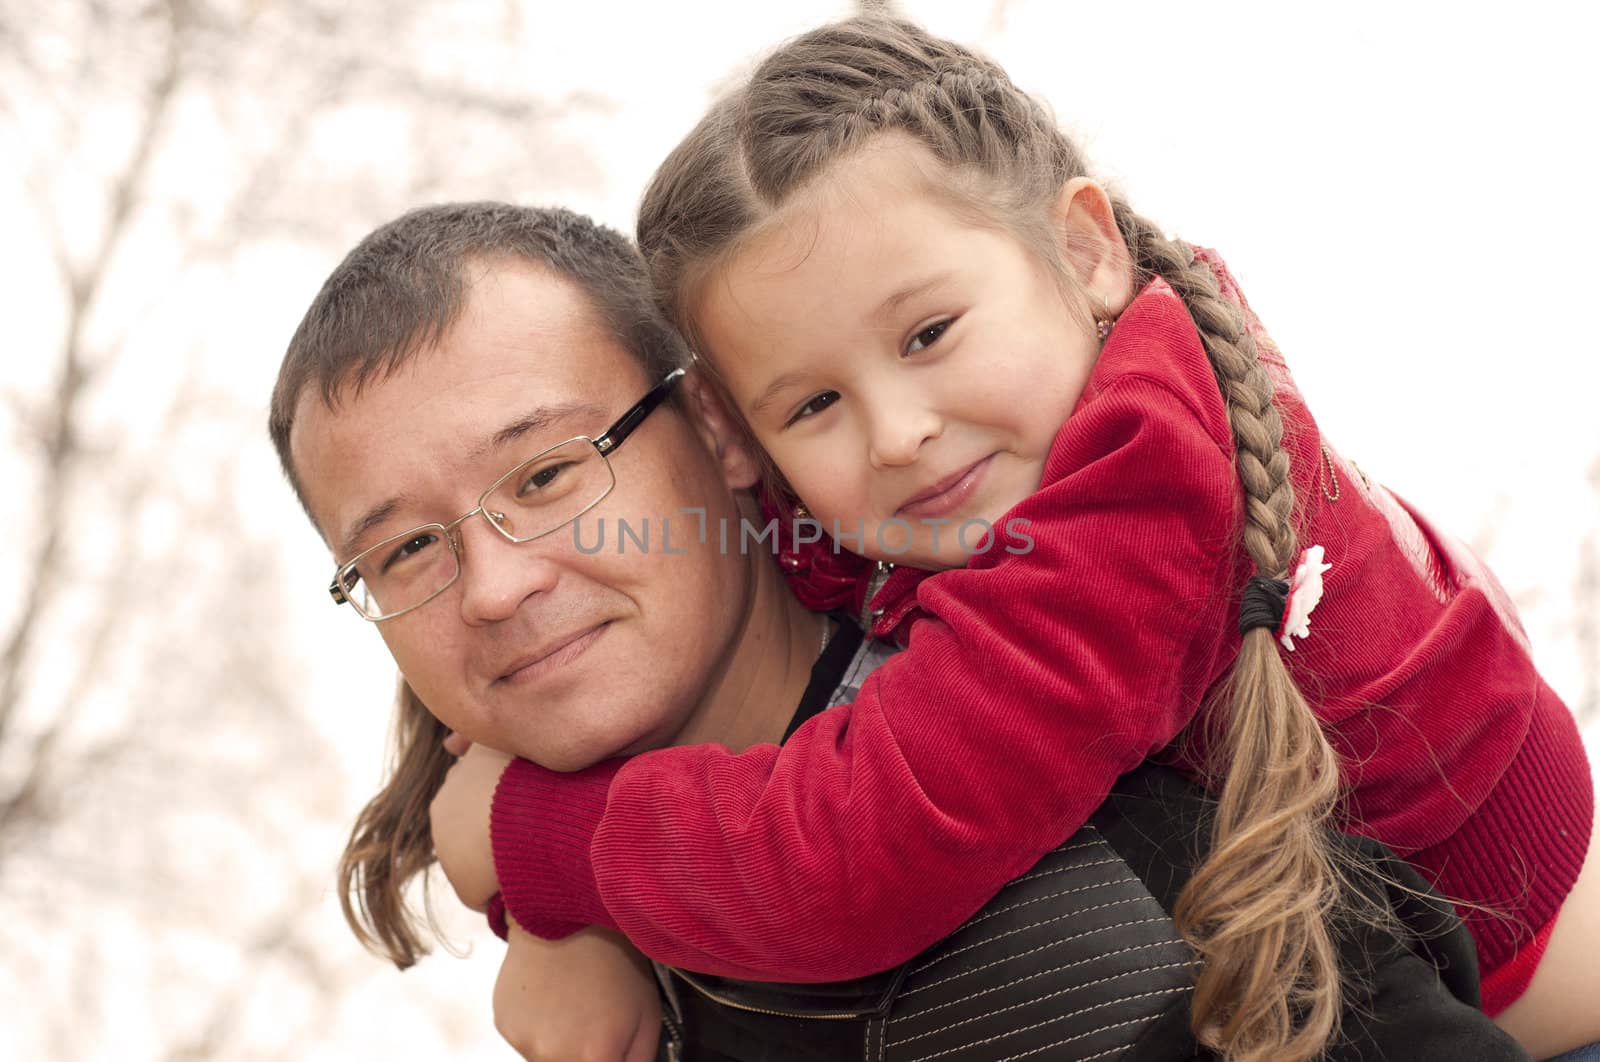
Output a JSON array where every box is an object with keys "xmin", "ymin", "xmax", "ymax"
[
  {"xmin": 1480, "ymin": 912, "xmax": 1557, "ymax": 1016},
  {"xmin": 490, "ymin": 756, "xmax": 624, "ymax": 940},
  {"xmin": 485, "ymin": 892, "xmax": 509, "ymax": 941},
  {"xmin": 1431, "ymin": 686, "xmax": 1593, "ymax": 973}
]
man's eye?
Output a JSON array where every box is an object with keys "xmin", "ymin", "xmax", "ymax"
[
  {"xmin": 786, "ymin": 391, "xmax": 839, "ymax": 427},
  {"xmin": 518, "ymin": 462, "xmax": 572, "ymax": 496},
  {"xmin": 905, "ymin": 319, "xmax": 952, "ymax": 355},
  {"xmin": 381, "ymin": 532, "xmax": 439, "ymax": 573}
]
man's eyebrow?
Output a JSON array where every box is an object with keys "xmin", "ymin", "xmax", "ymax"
[
  {"xmin": 338, "ymin": 496, "xmax": 410, "ymax": 562},
  {"xmin": 337, "ymin": 402, "xmax": 609, "ymax": 559},
  {"xmin": 471, "ymin": 401, "xmax": 610, "ymax": 460}
]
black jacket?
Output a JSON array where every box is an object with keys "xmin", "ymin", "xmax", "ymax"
[{"xmin": 654, "ymin": 763, "xmax": 1528, "ymax": 1062}]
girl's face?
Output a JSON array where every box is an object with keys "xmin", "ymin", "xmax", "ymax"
[{"xmin": 693, "ymin": 143, "xmax": 1107, "ymax": 570}]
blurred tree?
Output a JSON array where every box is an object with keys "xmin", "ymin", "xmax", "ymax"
[
  {"xmin": 0, "ymin": 0, "xmax": 1591, "ymax": 1058},
  {"xmin": 0, "ymin": 0, "xmax": 602, "ymax": 1056}
]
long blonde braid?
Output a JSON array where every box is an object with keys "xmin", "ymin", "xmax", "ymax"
[{"xmin": 1116, "ymin": 209, "xmax": 1345, "ymax": 1058}]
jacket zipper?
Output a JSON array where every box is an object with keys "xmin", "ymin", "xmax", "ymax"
[{"xmin": 859, "ymin": 561, "xmax": 894, "ymax": 631}]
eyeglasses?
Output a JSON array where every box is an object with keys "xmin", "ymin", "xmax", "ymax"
[{"xmin": 328, "ymin": 368, "xmax": 685, "ymax": 622}]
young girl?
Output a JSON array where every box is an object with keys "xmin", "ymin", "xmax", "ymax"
[{"xmin": 460, "ymin": 16, "xmax": 1597, "ymax": 1060}]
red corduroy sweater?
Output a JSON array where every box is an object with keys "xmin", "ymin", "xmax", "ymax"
[{"xmin": 489, "ymin": 255, "xmax": 1593, "ymax": 995}]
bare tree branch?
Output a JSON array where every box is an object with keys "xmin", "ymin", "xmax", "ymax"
[
  {"xmin": 1, "ymin": 1, "xmax": 611, "ymax": 1056},
  {"xmin": 161, "ymin": 882, "xmax": 349, "ymax": 1062},
  {"xmin": 0, "ymin": 0, "xmax": 185, "ymax": 746},
  {"xmin": 0, "ymin": 359, "xmax": 203, "ymax": 835}
]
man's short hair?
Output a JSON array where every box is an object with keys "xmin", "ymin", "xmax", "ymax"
[{"xmin": 269, "ymin": 202, "xmax": 691, "ymax": 513}]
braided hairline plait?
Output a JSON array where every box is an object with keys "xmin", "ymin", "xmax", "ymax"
[
  {"xmin": 1114, "ymin": 200, "xmax": 1345, "ymax": 1060},
  {"xmin": 805, "ymin": 64, "xmax": 1043, "ymax": 196},
  {"xmin": 738, "ymin": 19, "xmax": 1074, "ymax": 211},
  {"xmin": 1112, "ymin": 203, "xmax": 1297, "ymax": 576}
]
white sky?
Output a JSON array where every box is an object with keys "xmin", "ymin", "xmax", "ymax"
[{"xmin": 3, "ymin": 0, "xmax": 1598, "ymax": 1057}]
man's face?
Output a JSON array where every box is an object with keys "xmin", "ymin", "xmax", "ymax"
[{"xmin": 291, "ymin": 263, "xmax": 756, "ymax": 770}]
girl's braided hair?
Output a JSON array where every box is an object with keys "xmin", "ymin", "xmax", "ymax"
[{"xmin": 637, "ymin": 17, "xmax": 1344, "ymax": 1061}]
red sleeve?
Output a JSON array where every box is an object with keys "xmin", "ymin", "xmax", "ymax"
[{"xmin": 492, "ymin": 313, "xmax": 1242, "ymax": 981}]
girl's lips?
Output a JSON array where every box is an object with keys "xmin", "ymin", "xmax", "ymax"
[{"xmin": 895, "ymin": 454, "xmax": 994, "ymax": 520}]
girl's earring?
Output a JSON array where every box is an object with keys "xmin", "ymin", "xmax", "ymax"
[
  {"xmin": 793, "ymin": 501, "xmax": 812, "ymax": 521},
  {"xmin": 1094, "ymin": 295, "xmax": 1115, "ymax": 341}
]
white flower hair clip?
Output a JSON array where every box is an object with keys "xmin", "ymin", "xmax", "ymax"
[
  {"xmin": 1238, "ymin": 545, "xmax": 1332, "ymax": 651},
  {"xmin": 1277, "ymin": 545, "xmax": 1331, "ymax": 652}
]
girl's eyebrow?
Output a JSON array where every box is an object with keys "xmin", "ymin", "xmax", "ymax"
[
  {"xmin": 749, "ymin": 274, "xmax": 956, "ymax": 417},
  {"xmin": 872, "ymin": 273, "xmax": 952, "ymax": 323},
  {"xmin": 749, "ymin": 370, "xmax": 813, "ymax": 418}
]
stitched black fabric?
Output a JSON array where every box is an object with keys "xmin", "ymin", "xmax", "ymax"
[
  {"xmin": 660, "ymin": 816, "xmax": 1191, "ymax": 1062},
  {"xmin": 659, "ymin": 763, "xmax": 1530, "ymax": 1062},
  {"xmin": 881, "ymin": 821, "xmax": 1194, "ymax": 1061},
  {"xmin": 1100, "ymin": 766, "xmax": 1528, "ymax": 1062}
]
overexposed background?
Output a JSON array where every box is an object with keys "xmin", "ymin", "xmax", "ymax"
[{"xmin": 3, "ymin": 0, "xmax": 1597, "ymax": 1058}]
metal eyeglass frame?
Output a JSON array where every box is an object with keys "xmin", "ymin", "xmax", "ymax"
[{"xmin": 327, "ymin": 367, "xmax": 685, "ymax": 622}]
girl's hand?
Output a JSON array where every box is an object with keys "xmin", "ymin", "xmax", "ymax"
[
  {"xmin": 430, "ymin": 739, "xmax": 511, "ymax": 911},
  {"xmin": 494, "ymin": 920, "xmax": 662, "ymax": 1062}
]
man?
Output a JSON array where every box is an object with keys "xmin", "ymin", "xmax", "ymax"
[{"xmin": 271, "ymin": 202, "xmax": 1527, "ymax": 1061}]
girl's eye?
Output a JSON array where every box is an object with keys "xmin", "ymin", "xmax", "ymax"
[
  {"xmin": 905, "ymin": 319, "xmax": 952, "ymax": 356},
  {"xmin": 785, "ymin": 391, "xmax": 839, "ymax": 427}
]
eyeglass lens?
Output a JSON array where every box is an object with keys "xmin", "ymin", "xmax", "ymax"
[{"xmin": 339, "ymin": 438, "xmax": 613, "ymax": 618}]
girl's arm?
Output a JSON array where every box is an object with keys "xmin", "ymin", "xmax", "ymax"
[
  {"xmin": 430, "ymin": 741, "xmax": 508, "ymax": 913},
  {"xmin": 492, "ymin": 298, "xmax": 1243, "ymax": 981},
  {"xmin": 493, "ymin": 922, "xmax": 661, "ymax": 1062},
  {"xmin": 431, "ymin": 745, "xmax": 661, "ymax": 1061}
]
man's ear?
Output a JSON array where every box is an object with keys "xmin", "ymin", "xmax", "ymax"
[
  {"xmin": 1051, "ymin": 177, "xmax": 1135, "ymax": 314},
  {"xmin": 684, "ymin": 369, "xmax": 762, "ymax": 490}
]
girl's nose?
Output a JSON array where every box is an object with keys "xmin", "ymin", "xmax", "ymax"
[{"xmin": 867, "ymin": 401, "xmax": 943, "ymax": 469}]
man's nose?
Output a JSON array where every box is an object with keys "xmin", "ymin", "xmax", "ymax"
[
  {"xmin": 454, "ymin": 514, "xmax": 561, "ymax": 625},
  {"xmin": 867, "ymin": 399, "xmax": 942, "ymax": 469}
]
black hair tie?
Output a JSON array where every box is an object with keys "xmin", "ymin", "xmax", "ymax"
[{"xmin": 1238, "ymin": 575, "xmax": 1289, "ymax": 637}]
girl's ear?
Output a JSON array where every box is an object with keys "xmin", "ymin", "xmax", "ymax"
[
  {"xmin": 684, "ymin": 369, "xmax": 763, "ymax": 490},
  {"xmin": 1051, "ymin": 177, "xmax": 1135, "ymax": 315}
]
